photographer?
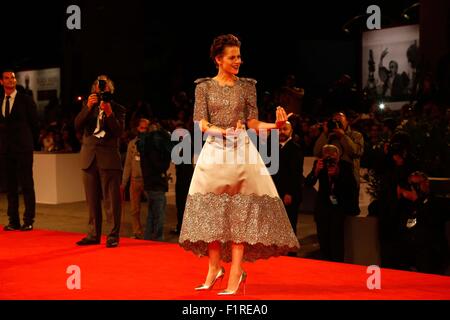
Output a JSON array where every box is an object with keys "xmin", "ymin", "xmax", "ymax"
[
  {"xmin": 305, "ymin": 145, "xmax": 359, "ymax": 262},
  {"xmin": 374, "ymin": 137, "xmax": 419, "ymax": 268},
  {"xmin": 395, "ymin": 172, "xmax": 449, "ymax": 274},
  {"xmin": 74, "ymin": 75, "xmax": 126, "ymax": 248},
  {"xmin": 313, "ymin": 112, "xmax": 364, "ymax": 188}
]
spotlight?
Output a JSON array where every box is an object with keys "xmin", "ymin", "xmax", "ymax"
[
  {"xmin": 76, "ymin": 96, "xmax": 83, "ymax": 101},
  {"xmin": 341, "ymin": 14, "xmax": 365, "ymax": 34},
  {"xmin": 379, "ymin": 103, "xmax": 385, "ymax": 110},
  {"xmin": 401, "ymin": 2, "xmax": 420, "ymax": 20}
]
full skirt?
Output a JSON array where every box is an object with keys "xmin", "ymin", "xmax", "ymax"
[{"xmin": 179, "ymin": 132, "xmax": 300, "ymax": 262}]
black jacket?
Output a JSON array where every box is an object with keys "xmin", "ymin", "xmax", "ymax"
[
  {"xmin": 74, "ymin": 100, "xmax": 126, "ymax": 170},
  {"xmin": 138, "ymin": 129, "xmax": 173, "ymax": 192},
  {"xmin": 272, "ymin": 139, "xmax": 304, "ymax": 202},
  {"xmin": 305, "ymin": 159, "xmax": 360, "ymax": 217},
  {"xmin": 0, "ymin": 92, "xmax": 39, "ymax": 154}
]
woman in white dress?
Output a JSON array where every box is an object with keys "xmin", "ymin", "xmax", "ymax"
[{"xmin": 179, "ymin": 34, "xmax": 300, "ymax": 295}]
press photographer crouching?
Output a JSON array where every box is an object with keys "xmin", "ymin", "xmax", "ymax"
[
  {"xmin": 305, "ymin": 144, "xmax": 359, "ymax": 262},
  {"xmin": 396, "ymin": 172, "xmax": 449, "ymax": 274}
]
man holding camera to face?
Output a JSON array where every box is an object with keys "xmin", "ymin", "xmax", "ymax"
[
  {"xmin": 305, "ymin": 145, "xmax": 359, "ymax": 262},
  {"xmin": 395, "ymin": 172, "xmax": 449, "ymax": 274},
  {"xmin": 74, "ymin": 75, "xmax": 126, "ymax": 248},
  {"xmin": 313, "ymin": 112, "xmax": 364, "ymax": 190}
]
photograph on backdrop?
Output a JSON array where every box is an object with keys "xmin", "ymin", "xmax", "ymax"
[{"xmin": 362, "ymin": 24, "xmax": 419, "ymax": 109}]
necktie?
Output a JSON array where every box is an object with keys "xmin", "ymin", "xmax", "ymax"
[{"xmin": 5, "ymin": 96, "xmax": 10, "ymax": 117}]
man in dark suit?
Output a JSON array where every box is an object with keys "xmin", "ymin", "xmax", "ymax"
[
  {"xmin": 0, "ymin": 70, "xmax": 39, "ymax": 231},
  {"xmin": 273, "ymin": 122, "xmax": 304, "ymax": 239},
  {"xmin": 74, "ymin": 75, "xmax": 126, "ymax": 248}
]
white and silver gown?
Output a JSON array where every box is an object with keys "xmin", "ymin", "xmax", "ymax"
[{"xmin": 179, "ymin": 77, "xmax": 300, "ymax": 262}]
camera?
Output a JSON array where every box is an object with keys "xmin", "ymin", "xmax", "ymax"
[
  {"xmin": 410, "ymin": 182, "xmax": 421, "ymax": 194},
  {"xmin": 323, "ymin": 156, "xmax": 337, "ymax": 169},
  {"xmin": 327, "ymin": 119, "xmax": 342, "ymax": 131},
  {"xmin": 97, "ymin": 79, "xmax": 113, "ymax": 103}
]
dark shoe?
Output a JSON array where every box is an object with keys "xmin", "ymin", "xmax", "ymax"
[
  {"xmin": 3, "ymin": 224, "xmax": 21, "ymax": 231},
  {"xmin": 130, "ymin": 234, "xmax": 143, "ymax": 240},
  {"xmin": 20, "ymin": 224, "xmax": 33, "ymax": 231},
  {"xmin": 76, "ymin": 237, "xmax": 100, "ymax": 246},
  {"xmin": 106, "ymin": 238, "xmax": 119, "ymax": 248}
]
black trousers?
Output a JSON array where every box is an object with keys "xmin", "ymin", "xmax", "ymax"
[
  {"xmin": 315, "ymin": 207, "xmax": 345, "ymax": 262},
  {"xmin": 285, "ymin": 200, "xmax": 301, "ymax": 236},
  {"xmin": 4, "ymin": 152, "xmax": 36, "ymax": 226},
  {"xmin": 82, "ymin": 158, "xmax": 122, "ymax": 241}
]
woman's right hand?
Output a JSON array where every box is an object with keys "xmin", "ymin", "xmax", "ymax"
[
  {"xmin": 224, "ymin": 120, "xmax": 245, "ymax": 137},
  {"xmin": 225, "ymin": 127, "xmax": 236, "ymax": 137}
]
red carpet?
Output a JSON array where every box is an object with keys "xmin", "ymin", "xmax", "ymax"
[{"xmin": 1, "ymin": 228, "xmax": 449, "ymax": 300}]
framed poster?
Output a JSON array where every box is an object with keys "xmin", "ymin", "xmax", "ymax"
[
  {"xmin": 16, "ymin": 68, "xmax": 61, "ymax": 116},
  {"xmin": 362, "ymin": 25, "xmax": 419, "ymax": 110}
]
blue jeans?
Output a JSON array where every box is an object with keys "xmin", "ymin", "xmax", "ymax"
[{"xmin": 144, "ymin": 190, "xmax": 166, "ymax": 241}]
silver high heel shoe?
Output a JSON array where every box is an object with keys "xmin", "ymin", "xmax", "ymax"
[
  {"xmin": 195, "ymin": 267, "xmax": 225, "ymax": 291},
  {"xmin": 217, "ymin": 271, "xmax": 247, "ymax": 296}
]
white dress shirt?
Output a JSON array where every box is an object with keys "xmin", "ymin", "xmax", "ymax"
[
  {"xmin": 2, "ymin": 89, "xmax": 17, "ymax": 117},
  {"xmin": 280, "ymin": 136, "xmax": 292, "ymax": 148},
  {"xmin": 93, "ymin": 109, "xmax": 106, "ymax": 138}
]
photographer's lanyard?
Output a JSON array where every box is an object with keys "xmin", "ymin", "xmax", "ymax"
[{"xmin": 329, "ymin": 178, "xmax": 338, "ymax": 205}]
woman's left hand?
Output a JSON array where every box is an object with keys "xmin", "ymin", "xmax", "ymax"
[{"xmin": 275, "ymin": 106, "xmax": 293, "ymax": 129}]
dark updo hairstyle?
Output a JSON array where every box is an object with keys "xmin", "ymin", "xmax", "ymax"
[{"xmin": 210, "ymin": 34, "xmax": 241, "ymax": 67}]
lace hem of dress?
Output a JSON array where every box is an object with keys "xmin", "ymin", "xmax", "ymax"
[
  {"xmin": 179, "ymin": 192, "xmax": 300, "ymax": 262},
  {"xmin": 179, "ymin": 240, "xmax": 297, "ymax": 263}
]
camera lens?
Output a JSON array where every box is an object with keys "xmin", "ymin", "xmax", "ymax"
[
  {"xmin": 98, "ymin": 79, "xmax": 107, "ymax": 92},
  {"xmin": 100, "ymin": 92, "xmax": 113, "ymax": 102},
  {"xmin": 327, "ymin": 119, "xmax": 341, "ymax": 131}
]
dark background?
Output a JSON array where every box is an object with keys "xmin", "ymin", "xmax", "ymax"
[{"xmin": 0, "ymin": 0, "xmax": 447, "ymax": 117}]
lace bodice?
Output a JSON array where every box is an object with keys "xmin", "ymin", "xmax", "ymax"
[{"xmin": 193, "ymin": 77, "xmax": 258, "ymax": 129}]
